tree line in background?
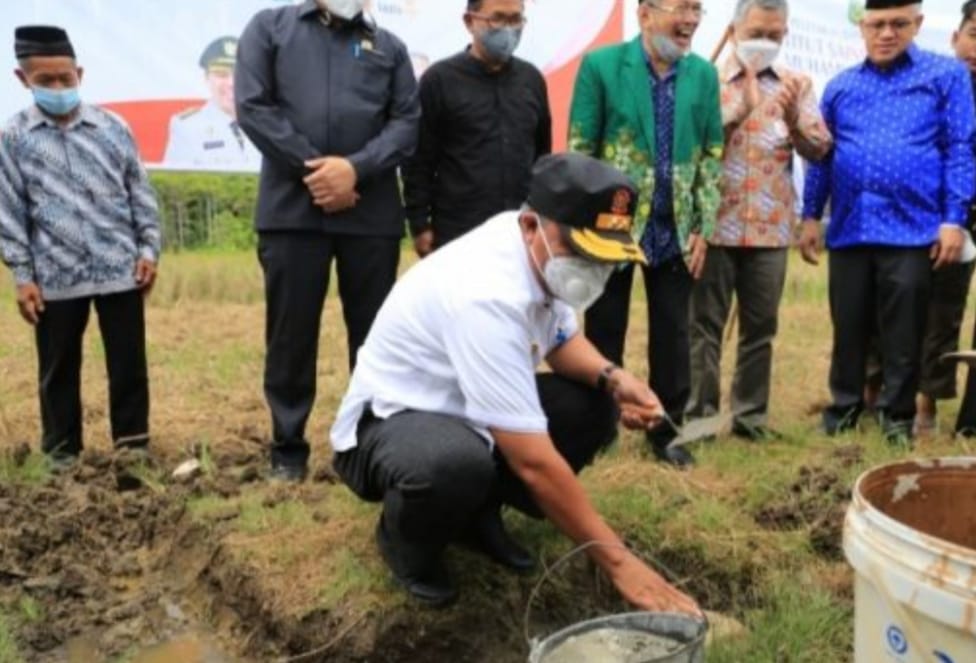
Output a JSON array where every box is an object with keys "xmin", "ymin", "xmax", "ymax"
[{"xmin": 150, "ymin": 173, "xmax": 259, "ymax": 252}]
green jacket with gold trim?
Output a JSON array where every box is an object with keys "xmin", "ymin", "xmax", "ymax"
[{"xmin": 568, "ymin": 37, "xmax": 724, "ymax": 251}]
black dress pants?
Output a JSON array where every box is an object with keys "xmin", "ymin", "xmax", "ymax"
[
  {"xmin": 258, "ymin": 231, "xmax": 400, "ymax": 469},
  {"xmin": 955, "ymin": 310, "xmax": 976, "ymax": 435},
  {"xmin": 333, "ymin": 375, "xmax": 617, "ymax": 577},
  {"xmin": 35, "ymin": 289, "xmax": 149, "ymax": 456},
  {"xmin": 584, "ymin": 257, "xmax": 693, "ymax": 446},
  {"xmin": 825, "ymin": 247, "xmax": 931, "ymax": 434}
]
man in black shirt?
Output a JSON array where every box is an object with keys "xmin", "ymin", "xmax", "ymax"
[
  {"xmin": 235, "ymin": 0, "xmax": 420, "ymax": 481},
  {"xmin": 402, "ymin": 0, "xmax": 552, "ymax": 256}
]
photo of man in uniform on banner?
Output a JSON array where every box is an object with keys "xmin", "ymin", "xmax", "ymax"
[{"xmin": 162, "ymin": 35, "xmax": 262, "ymax": 171}]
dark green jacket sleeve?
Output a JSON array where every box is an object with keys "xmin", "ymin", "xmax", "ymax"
[{"xmin": 567, "ymin": 54, "xmax": 604, "ymax": 157}]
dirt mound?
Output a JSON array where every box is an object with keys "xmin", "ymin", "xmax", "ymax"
[{"xmin": 753, "ymin": 446, "xmax": 862, "ymax": 560}]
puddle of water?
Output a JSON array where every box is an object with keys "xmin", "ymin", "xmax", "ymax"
[{"xmin": 67, "ymin": 636, "xmax": 232, "ymax": 663}]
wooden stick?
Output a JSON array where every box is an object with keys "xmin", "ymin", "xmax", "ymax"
[{"xmin": 709, "ymin": 27, "xmax": 731, "ymax": 64}]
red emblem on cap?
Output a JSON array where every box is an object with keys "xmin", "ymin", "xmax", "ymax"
[{"xmin": 611, "ymin": 189, "xmax": 632, "ymax": 215}]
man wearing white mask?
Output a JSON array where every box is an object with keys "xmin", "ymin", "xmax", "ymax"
[
  {"xmin": 330, "ymin": 153, "xmax": 702, "ymax": 616},
  {"xmin": 403, "ymin": 0, "xmax": 552, "ymax": 255},
  {"xmin": 235, "ymin": 0, "xmax": 420, "ymax": 481},
  {"xmin": 687, "ymin": 0, "xmax": 831, "ymax": 440}
]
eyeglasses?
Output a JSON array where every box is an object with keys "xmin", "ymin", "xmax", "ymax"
[
  {"xmin": 467, "ymin": 12, "xmax": 528, "ymax": 29},
  {"xmin": 646, "ymin": 1, "xmax": 706, "ymax": 19},
  {"xmin": 861, "ymin": 18, "xmax": 916, "ymax": 35}
]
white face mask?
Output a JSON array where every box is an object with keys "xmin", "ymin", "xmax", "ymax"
[
  {"xmin": 532, "ymin": 218, "xmax": 614, "ymax": 310},
  {"xmin": 735, "ymin": 39, "xmax": 781, "ymax": 72},
  {"xmin": 324, "ymin": 0, "xmax": 364, "ymax": 20}
]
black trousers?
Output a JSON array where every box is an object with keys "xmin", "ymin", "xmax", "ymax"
[
  {"xmin": 825, "ymin": 247, "xmax": 931, "ymax": 433},
  {"xmin": 584, "ymin": 257, "xmax": 692, "ymax": 446},
  {"xmin": 35, "ymin": 290, "xmax": 149, "ymax": 456},
  {"xmin": 919, "ymin": 261, "xmax": 975, "ymax": 399},
  {"xmin": 258, "ymin": 231, "xmax": 400, "ymax": 468},
  {"xmin": 865, "ymin": 261, "xmax": 975, "ymax": 401},
  {"xmin": 333, "ymin": 374, "xmax": 617, "ymax": 576}
]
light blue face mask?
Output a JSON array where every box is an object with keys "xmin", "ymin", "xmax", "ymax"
[
  {"xmin": 480, "ymin": 26, "xmax": 522, "ymax": 63},
  {"xmin": 32, "ymin": 86, "xmax": 81, "ymax": 117}
]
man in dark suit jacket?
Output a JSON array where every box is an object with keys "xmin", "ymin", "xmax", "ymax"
[{"xmin": 236, "ymin": 0, "xmax": 420, "ymax": 481}]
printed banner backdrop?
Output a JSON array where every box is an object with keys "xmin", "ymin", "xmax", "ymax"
[
  {"xmin": 1, "ymin": 1, "xmax": 968, "ymax": 173},
  {"xmin": 0, "ymin": 0, "xmax": 620, "ymax": 172}
]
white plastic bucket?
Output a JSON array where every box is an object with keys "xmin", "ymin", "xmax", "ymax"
[{"xmin": 844, "ymin": 457, "xmax": 976, "ymax": 662}]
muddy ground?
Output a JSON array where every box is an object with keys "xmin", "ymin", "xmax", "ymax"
[
  {"xmin": 0, "ymin": 435, "xmax": 858, "ymax": 663},
  {"xmin": 1, "ymin": 431, "xmax": 862, "ymax": 663},
  {"xmin": 0, "ymin": 439, "xmax": 545, "ymax": 663},
  {"xmin": 1, "ymin": 441, "xmax": 251, "ymax": 662}
]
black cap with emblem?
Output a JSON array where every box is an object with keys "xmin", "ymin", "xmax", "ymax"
[
  {"xmin": 527, "ymin": 153, "xmax": 647, "ymax": 264},
  {"xmin": 14, "ymin": 25, "xmax": 75, "ymax": 60},
  {"xmin": 199, "ymin": 36, "xmax": 238, "ymax": 71}
]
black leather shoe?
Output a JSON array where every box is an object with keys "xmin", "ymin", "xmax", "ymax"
[
  {"xmin": 47, "ymin": 452, "xmax": 79, "ymax": 473},
  {"xmin": 651, "ymin": 443, "xmax": 696, "ymax": 468},
  {"xmin": 461, "ymin": 509, "xmax": 536, "ymax": 574},
  {"xmin": 731, "ymin": 421, "xmax": 783, "ymax": 442},
  {"xmin": 822, "ymin": 408, "xmax": 860, "ymax": 436},
  {"xmin": 882, "ymin": 420, "xmax": 915, "ymax": 450},
  {"xmin": 269, "ymin": 463, "xmax": 307, "ymax": 483},
  {"xmin": 375, "ymin": 521, "xmax": 457, "ymax": 608}
]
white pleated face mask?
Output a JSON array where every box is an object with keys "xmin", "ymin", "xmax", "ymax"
[
  {"xmin": 531, "ymin": 217, "xmax": 614, "ymax": 310},
  {"xmin": 735, "ymin": 39, "xmax": 781, "ymax": 72},
  {"xmin": 324, "ymin": 0, "xmax": 364, "ymax": 20}
]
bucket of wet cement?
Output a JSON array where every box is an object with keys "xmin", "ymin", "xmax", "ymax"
[
  {"xmin": 528, "ymin": 611, "xmax": 706, "ymax": 663},
  {"xmin": 525, "ymin": 542, "xmax": 706, "ymax": 663},
  {"xmin": 844, "ymin": 457, "xmax": 976, "ymax": 662}
]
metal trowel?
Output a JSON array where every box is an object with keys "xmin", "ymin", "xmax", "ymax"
[
  {"xmin": 664, "ymin": 412, "xmax": 732, "ymax": 449},
  {"xmin": 620, "ymin": 405, "xmax": 731, "ymax": 448}
]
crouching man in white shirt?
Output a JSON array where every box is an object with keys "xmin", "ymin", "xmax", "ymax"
[{"xmin": 329, "ymin": 153, "xmax": 702, "ymax": 614}]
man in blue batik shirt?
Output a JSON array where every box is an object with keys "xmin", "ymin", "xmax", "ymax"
[
  {"xmin": 0, "ymin": 26, "xmax": 161, "ymax": 467},
  {"xmin": 799, "ymin": 0, "xmax": 976, "ymax": 443}
]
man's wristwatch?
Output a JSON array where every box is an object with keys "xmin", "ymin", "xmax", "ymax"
[{"xmin": 596, "ymin": 363, "xmax": 620, "ymax": 393}]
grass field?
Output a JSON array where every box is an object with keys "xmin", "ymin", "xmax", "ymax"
[{"xmin": 1, "ymin": 248, "xmax": 974, "ymax": 662}]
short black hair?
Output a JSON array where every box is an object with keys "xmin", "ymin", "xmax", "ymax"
[{"xmin": 963, "ymin": 0, "xmax": 976, "ymax": 28}]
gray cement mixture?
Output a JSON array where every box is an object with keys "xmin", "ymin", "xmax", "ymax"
[{"xmin": 540, "ymin": 627, "xmax": 685, "ymax": 663}]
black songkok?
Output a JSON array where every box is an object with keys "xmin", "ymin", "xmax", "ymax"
[{"xmin": 14, "ymin": 26, "xmax": 75, "ymax": 60}]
